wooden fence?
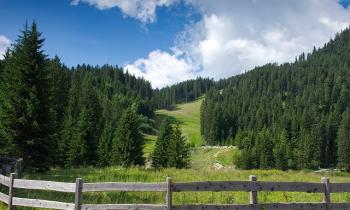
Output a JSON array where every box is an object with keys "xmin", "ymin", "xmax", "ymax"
[{"xmin": 0, "ymin": 173, "xmax": 350, "ymax": 210}]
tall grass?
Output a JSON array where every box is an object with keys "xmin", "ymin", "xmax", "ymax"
[{"xmin": 2, "ymin": 167, "xmax": 350, "ymax": 210}]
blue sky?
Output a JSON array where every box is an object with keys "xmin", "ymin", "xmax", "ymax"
[
  {"xmin": 0, "ymin": 0, "xmax": 199, "ymax": 67},
  {"xmin": 1, "ymin": 0, "xmax": 350, "ymax": 88}
]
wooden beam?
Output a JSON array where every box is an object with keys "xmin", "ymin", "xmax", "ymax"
[
  {"xmin": 75, "ymin": 178, "xmax": 83, "ymax": 210},
  {"xmin": 12, "ymin": 197, "xmax": 75, "ymax": 210},
  {"xmin": 173, "ymin": 203, "xmax": 350, "ymax": 210},
  {"xmin": 81, "ymin": 204, "xmax": 167, "ymax": 210},
  {"xmin": 83, "ymin": 182, "xmax": 167, "ymax": 192},
  {"xmin": 166, "ymin": 177, "xmax": 173, "ymax": 210},
  {"xmin": 249, "ymin": 175, "xmax": 257, "ymax": 205},
  {"xmin": 13, "ymin": 179, "xmax": 76, "ymax": 192},
  {"xmin": 15, "ymin": 158, "xmax": 23, "ymax": 179},
  {"xmin": 172, "ymin": 181, "xmax": 324, "ymax": 192},
  {"xmin": 0, "ymin": 174, "xmax": 10, "ymax": 187},
  {"xmin": 322, "ymin": 177, "xmax": 330, "ymax": 204},
  {"xmin": 0, "ymin": 192, "xmax": 9, "ymax": 204},
  {"xmin": 7, "ymin": 173, "xmax": 17, "ymax": 210}
]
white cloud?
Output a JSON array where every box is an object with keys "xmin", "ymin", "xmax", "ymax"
[
  {"xmin": 71, "ymin": 0, "xmax": 178, "ymax": 23},
  {"xmin": 79, "ymin": 0, "xmax": 350, "ymax": 87},
  {"xmin": 319, "ymin": 17, "xmax": 349, "ymax": 33},
  {"xmin": 127, "ymin": 0, "xmax": 350, "ymax": 87},
  {"xmin": 0, "ymin": 35, "xmax": 11, "ymax": 59},
  {"xmin": 125, "ymin": 49, "xmax": 195, "ymax": 88}
]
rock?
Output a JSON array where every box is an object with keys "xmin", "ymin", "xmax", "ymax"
[{"xmin": 213, "ymin": 162, "xmax": 223, "ymax": 170}]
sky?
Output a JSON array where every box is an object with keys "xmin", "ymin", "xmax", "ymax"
[{"xmin": 1, "ymin": 0, "xmax": 350, "ymax": 88}]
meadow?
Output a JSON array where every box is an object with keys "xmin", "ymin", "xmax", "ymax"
[
  {"xmin": 156, "ymin": 97, "xmax": 204, "ymax": 146},
  {"xmin": 2, "ymin": 167, "xmax": 350, "ymax": 210},
  {"xmin": 1, "ymin": 98, "xmax": 350, "ymax": 210}
]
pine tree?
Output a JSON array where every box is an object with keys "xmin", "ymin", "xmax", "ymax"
[
  {"xmin": 256, "ymin": 129, "xmax": 274, "ymax": 169},
  {"xmin": 66, "ymin": 108, "xmax": 89, "ymax": 166},
  {"xmin": 97, "ymin": 121, "xmax": 113, "ymax": 166},
  {"xmin": 273, "ymin": 129, "xmax": 288, "ymax": 170},
  {"xmin": 112, "ymin": 108, "xmax": 144, "ymax": 167},
  {"xmin": 48, "ymin": 56, "xmax": 70, "ymax": 165},
  {"xmin": 168, "ymin": 124, "xmax": 190, "ymax": 168},
  {"xmin": 337, "ymin": 109, "xmax": 350, "ymax": 171},
  {"xmin": 58, "ymin": 74, "xmax": 79, "ymax": 166},
  {"xmin": 152, "ymin": 118, "xmax": 173, "ymax": 167},
  {"xmin": 0, "ymin": 22, "xmax": 53, "ymax": 170}
]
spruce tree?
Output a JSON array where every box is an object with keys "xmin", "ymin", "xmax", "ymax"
[
  {"xmin": 168, "ymin": 124, "xmax": 190, "ymax": 168},
  {"xmin": 48, "ymin": 56, "xmax": 70, "ymax": 165},
  {"xmin": 112, "ymin": 108, "xmax": 144, "ymax": 167},
  {"xmin": 256, "ymin": 129, "xmax": 274, "ymax": 169},
  {"xmin": 66, "ymin": 108, "xmax": 90, "ymax": 167},
  {"xmin": 0, "ymin": 22, "xmax": 53, "ymax": 170},
  {"xmin": 273, "ymin": 129, "xmax": 288, "ymax": 170},
  {"xmin": 97, "ymin": 121, "xmax": 113, "ymax": 166},
  {"xmin": 152, "ymin": 118, "xmax": 173, "ymax": 167},
  {"xmin": 337, "ymin": 109, "xmax": 350, "ymax": 171}
]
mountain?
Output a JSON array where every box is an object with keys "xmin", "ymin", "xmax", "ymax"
[
  {"xmin": 2, "ymin": 22, "xmax": 350, "ymax": 171},
  {"xmin": 200, "ymin": 27, "xmax": 350, "ymax": 170}
]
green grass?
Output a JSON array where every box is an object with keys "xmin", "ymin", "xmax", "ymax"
[
  {"xmin": 143, "ymin": 134, "xmax": 157, "ymax": 159},
  {"xmin": 143, "ymin": 97, "xmax": 207, "ymax": 164},
  {"xmin": 190, "ymin": 146, "xmax": 237, "ymax": 170},
  {"xmin": 142, "ymin": 97, "xmax": 204, "ymax": 161},
  {"xmin": 2, "ymin": 167, "xmax": 350, "ymax": 210},
  {"xmin": 4, "ymin": 98, "xmax": 350, "ymax": 209},
  {"xmin": 156, "ymin": 97, "xmax": 203, "ymax": 146}
]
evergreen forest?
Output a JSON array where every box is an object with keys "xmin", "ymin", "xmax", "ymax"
[{"xmin": 2, "ymin": 21, "xmax": 350, "ymax": 172}]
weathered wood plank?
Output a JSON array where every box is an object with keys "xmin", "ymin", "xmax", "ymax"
[
  {"xmin": 166, "ymin": 177, "xmax": 172, "ymax": 210},
  {"xmin": 0, "ymin": 174, "xmax": 10, "ymax": 186},
  {"xmin": 12, "ymin": 197, "xmax": 75, "ymax": 209},
  {"xmin": 173, "ymin": 203, "xmax": 350, "ymax": 210},
  {"xmin": 75, "ymin": 178, "xmax": 83, "ymax": 210},
  {"xmin": 330, "ymin": 183, "xmax": 350, "ymax": 192},
  {"xmin": 249, "ymin": 175, "xmax": 257, "ymax": 205},
  {"xmin": 81, "ymin": 204, "xmax": 167, "ymax": 210},
  {"xmin": 329, "ymin": 203, "xmax": 350, "ymax": 210},
  {"xmin": 0, "ymin": 192, "xmax": 9, "ymax": 204},
  {"xmin": 8, "ymin": 173, "xmax": 16, "ymax": 210},
  {"xmin": 321, "ymin": 177, "xmax": 330, "ymax": 203},
  {"xmin": 83, "ymin": 182, "xmax": 167, "ymax": 192},
  {"xmin": 172, "ymin": 181, "xmax": 324, "ymax": 192},
  {"xmin": 13, "ymin": 179, "xmax": 76, "ymax": 192}
]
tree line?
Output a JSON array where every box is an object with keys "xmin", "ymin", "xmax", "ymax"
[
  {"xmin": 152, "ymin": 78, "xmax": 214, "ymax": 110},
  {"xmin": 201, "ymin": 27, "xmax": 350, "ymax": 171},
  {"xmin": 3, "ymin": 21, "xmax": 350, "ymax": 172},
  {"xmin": 0, "ymin": 22, "xmax": 190, "ymax": 170}
]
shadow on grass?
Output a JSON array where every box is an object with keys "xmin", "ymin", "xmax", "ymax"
[{"xmin": 155, "ymin": 113, "xmax": 184, "ymax": 126}]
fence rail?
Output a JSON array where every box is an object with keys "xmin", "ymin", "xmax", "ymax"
[{"xmin": 0, "ymin": 173, "xmax": 350, "ymax": 210}]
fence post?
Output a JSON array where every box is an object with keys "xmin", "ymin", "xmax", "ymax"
[
  {"xmin": 249, "ymin": 175, "xmax": 257, "ymax": 205},
  {"xmin": 166, "ymin": 177, "xmax": 172, "ymax": 210},
  {"xmin": 16, "ymin": 158, "xmax": 23, "ymax": 178},
  {"xmin": 75, "ymin": 178, "xmax": 83, "ymax": 210},
  {"xmin": 322, "ymin": 177, "xmax": 330, "ymax": 204},
  {"xmin": 8, "ymin": 173, "xmax": 17, "ymax": 210}
]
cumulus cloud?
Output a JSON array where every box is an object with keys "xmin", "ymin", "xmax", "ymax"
[
  {"xmin": 127, "ymin": 0, "xmax": 350, "ymax": 87},
  {"xmin": 71, "ymin": 0, "xmax": 178, "ymax": 23},
  {"xmin": 125, "ymin": 49, "xmax": 195, "ymax": 88},
  {"xmin": 0, "ymin": 35, "xmax": 11, "ymax": 59},
  {"xmin": 77, "ymin": 0, "xmax": 350, "ymax": 87}
]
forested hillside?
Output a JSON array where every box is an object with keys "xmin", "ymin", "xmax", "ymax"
[
  {"xmin": 3, "ymin": 21, "xmax": 350, "ymax": 172},
  {"xmin": 201, "ymin": 28, "xmax": 350, "ymax": 171},
  {"xmin": 152, "ymin": 78, "xmax": 214, "ymax": 109},
  {"xmin": 0, "ymin": 23, "xmax": 154, "ymax": 170}
]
